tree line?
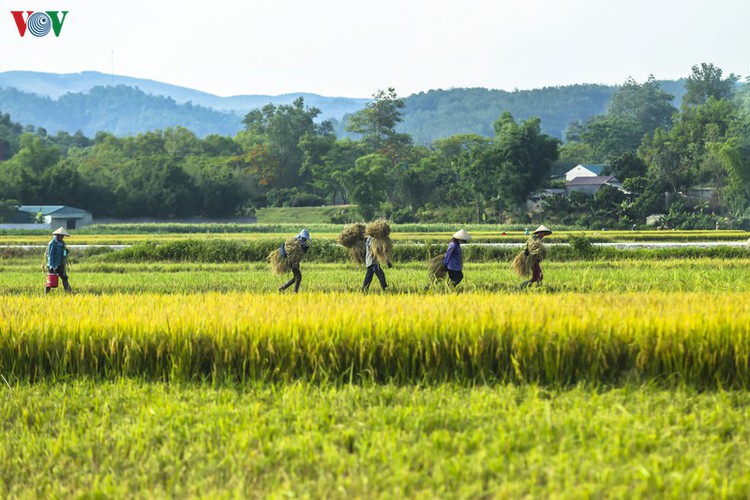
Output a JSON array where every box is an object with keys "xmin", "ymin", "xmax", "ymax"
[{"xmin": 0, "ymin": 62, "xmax": 749, "ymax": 227}]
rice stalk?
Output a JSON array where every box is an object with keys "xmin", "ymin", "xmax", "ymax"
[{"xmin": 428, "ymin": 255, "xmax": 447, "ymax": 280}]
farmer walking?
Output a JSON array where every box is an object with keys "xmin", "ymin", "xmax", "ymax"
[
  {"xmin": 362, "ymin": 234, "xmax": 390, "ymax": 292},
  {"xmin": 361, "ymin": 219, "xmax": 393, "ymax": 293},
  {"xmin": 427, "ymin": 229, "xmax": 471, "ymax": 289},
  {"xmin": 269, "ymin": 229, "xmax": 311, "ymax": 293},
  {"xmin": 45, "ymin": 227, "xmax": 72, "ymax": 294},
  {"xmin": 513, "ymin": 225, "xmax": 552, "ymax": 289},
  {"xmin": 443, "ymin": 229, "xmax": 471, "ymax": 287}
]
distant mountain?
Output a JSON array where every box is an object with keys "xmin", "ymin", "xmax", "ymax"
[
  {"xmin": 0, "ymin": 70, "xmax": 688, "ymax": 143},
  {"xmin": 0, "ymin": 85, "xmax": 243, "ymax": 137},
  {"xmin": 0, "ymin": 70, "xmax": 370, "ymax": 122}
]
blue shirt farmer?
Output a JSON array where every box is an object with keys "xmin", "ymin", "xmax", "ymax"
[
  {"xmin": 47, "ymin": 238, "xmax": 67, "ymax": 270},
  {"xmin": 443, "ymin": 240, "xmax": 463, "ymax": 271}
]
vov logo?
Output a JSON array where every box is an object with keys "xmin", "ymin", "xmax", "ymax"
[{"xmin": 11, "ymin": 11, "xmax": 69, "ymax": 37}]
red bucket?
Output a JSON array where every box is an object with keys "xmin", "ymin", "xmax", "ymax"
[{"xmin": 46, "ymin": 273, "xmax": 59, "ymax": 288}]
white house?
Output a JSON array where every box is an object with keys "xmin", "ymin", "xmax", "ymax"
[
  {"xmin": 1, "ymin": 205, "xmax": 93, "ymax": 230},
  {"xmin": 565, "ymin": 164, "xmax": 607, "ymax": 182}
]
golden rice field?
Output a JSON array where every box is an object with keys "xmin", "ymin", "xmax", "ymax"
[
  {"xmin": 2, "ymin": 291, "xmax": 750, "ymax": 387},
  {"xmin": 3, "ymin": 233, "xmax": 750, "ymax": 497}
]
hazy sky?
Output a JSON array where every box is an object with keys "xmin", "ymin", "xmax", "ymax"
[{"xmin": 2, "ymin": 0, "xmax": 749, "ymax": 97}]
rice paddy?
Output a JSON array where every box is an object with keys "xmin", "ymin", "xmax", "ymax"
[{"xmin": 2, "ymin": 229, "xmax": 750, "ymax": 496}]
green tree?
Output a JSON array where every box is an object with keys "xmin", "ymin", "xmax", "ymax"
[
  {"xmin": 305, "ymin": 139, "xmax": 361, "ymax": 205},
  {"xmin": 608, "ymin": 76, "xmax": 676, "ymax": 134},
  {"xmin": 683, "ymin": 63, "xmax": 740, "ymax": 107},
  {"xmin": 431, "ymin": 134, "xmax": 491, "ymax": 218},
  {"xmin": 491, "ymin": 113, "xmax": 560, "ymax": 209},
  {"xmin": 339, "ymin": 153, "xmax": 390, "ymax": 219},
  {"xmin": 346, "ymin": 88, "xmax": 412, "ymax": 163},
  {"xmin": 0, "ymin": 112, "xmax": 24, "ymax": 161},
  {"xmin": 607, "ymin": 152, "xmax": 648, "ymax": 180},
  {"xmin": 0, "ymin": 133, "xmax": 62, "ymax": 202},
  {"xmin": 575, "ymin": 76, "xmax": 676, "ymax": 160},
  {"xmin": 240, "ymin": 97, "xmax": 331, "ymax": 191}
]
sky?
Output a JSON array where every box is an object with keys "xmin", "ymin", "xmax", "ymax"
[{"xmin": 1, "ymin": 0, "xmax": 749, "ymax": 98}]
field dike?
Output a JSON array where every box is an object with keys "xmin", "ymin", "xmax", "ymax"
[{"xmin": 2, "ymin": 292, "xmax": 749, "ymax": 388}]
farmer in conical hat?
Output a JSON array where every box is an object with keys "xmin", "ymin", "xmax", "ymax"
[
  {"xmin": 277, "ymin": 229, "xmax": 311, "ymax": 293},
  {"xmin": 45, "ymin": 227, "xmax": 72, "ymax": 294},
  {"xmin": 443, "ymin": 228, "xmax": 471, "ymax": 288},
  {"xmin": 513, "ymin": 225, "xmax": 552, "ymax": 289}
]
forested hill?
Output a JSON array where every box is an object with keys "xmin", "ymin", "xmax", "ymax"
[
  {"xmin": 400, "ymin": 86, "xmax": 614, "ymax": 142},
  {"xmin": 396, "ymin": 80, "xmax": 687, "ymax": 143},
  {"xmin": 0, "ymin": 70, "xmax": 687, "ymax": 142},
  {"xmin": 0, "ymin": 86, "xmax": 243, "ymax": 137}
]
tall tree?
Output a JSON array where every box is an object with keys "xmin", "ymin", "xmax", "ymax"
[
  {"xmin": 608, "ymin": 76, "xmax": 676, "ymax": 134},
  {"xmin": 346, "ymin": 88, "xmax": 412, "ymax": 163},
  {"xmin": 683, "ymin": 63, "xmax": 740, "ymax": 107},
  {"xmin": 492, "ymin": 113, "xmax": 560, "ymax": 209},
  {"xmin": 240, "ymin": 97, "xmax": 330, "ymax": 191},
  {"xmin": 574, "ymin": 76, "xmax": 676, "ymax": 160}
]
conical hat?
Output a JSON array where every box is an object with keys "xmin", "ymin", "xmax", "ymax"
[
  {"xmin": 297, "ymin": 228, "xmax": 311, "ymax": 240},
  {"xmin": 52, "ymin": 227, "xmax": 70, "ymax": 236},
  {"xmin": 533, "ymin": 225, "xmax": 552, "ymax": 235},
  {"xmin": 452, "ymin": 229, "xmax": 471, "ymax": 242}
]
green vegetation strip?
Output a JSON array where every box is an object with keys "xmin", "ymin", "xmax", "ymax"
[
  {"xmin": 3, "ymin": 237, "xmax": 741, "ymax": 264},
  {"xmin": 1, "ymin": 381, "xmax": 748, "ymax": 498}
]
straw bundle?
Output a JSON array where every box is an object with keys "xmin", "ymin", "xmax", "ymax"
[
  {"xmin": 366, "ymin": 219, "xmax": 393, "ymax": 266},
  {"xmin": 337, "ymin": 222, "xmax": 366, "ymax": 248},
  {"xmin": 512, "ymin": 239, "xmax": 547, "ymax": 277},
  {"xmin": 348, "ymin": 240, "xmax": 366, "ymax": 265},
  {"xmin": 370, "ymin": 237, "xmax": 393, "ymax": 266},
  {"xmin": 268, "ymin": 249, "xmax": 291, "ymax": 274},
  {"xmin": 529, "ymin": 239, "xmax": 547, "ymax": 261},
  {"xmin": 365, "ymin": 218, "xmax": 391, "ymax": 239},
  {"xmin": 283, "ymin": 237, "xmax": 306, "ymax": 264},
  {"xmin": 338, "ymin": 223, "xmax": 367, "ymax": 265},
  {"xmin": 267, "ymin": 237, "xmax": 306, "ymax": 274},
  {"xmin": 428, "ymin": 255, "xmax": 447, "ymax": 280},
  {"xmin": 511, "ymin": 251, "xmax": 532, "ymax": 277}
]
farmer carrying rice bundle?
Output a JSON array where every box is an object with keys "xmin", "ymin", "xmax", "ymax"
[
  {"xmin": 337, "ymin": 222, "xmax": 367, "ymax": 265},
  {"xmin": 268, "ymin": 229, "xmax": 311, "ymax": 293},
  {"xmin": 362, "ymin": 218, "xmax": 392, "ymax": 292},
  {"xmin": 44, "ymin": 227, "xmax": 72, "ymax": 294},
  {"xmin": 513, "ymin": 225, "xmax": 551, "ymax": 289},
  {"xmin": 427, "ymin": 229, "xmax": 471, "ymax": 289}
]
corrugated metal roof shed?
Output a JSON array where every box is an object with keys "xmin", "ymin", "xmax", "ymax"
[{"xmin": 18, "ymin": 205, "xmax": 90, "ymax": 217}]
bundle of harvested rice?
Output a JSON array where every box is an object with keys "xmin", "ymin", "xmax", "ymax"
[
  {"xmin": 338, "ymin": 223, "xmax": 367, "ymax": 265},
  {"xmin": 268, "ymin": 249, "xmax": 292, "ymax": 274},
  {"xmin": 337, "ymin": 222, "xmax": 366, "ymax": 248},
  {"xmin": 348, "ymin": 240, "xmax": 366, "ymax": 265},
  {"xmin": 283, "ymin": 237, "xmax": 306, "ymax": 264},
  {"xmin": 511, "ymin": 251, "xmax": 532, "ymax": 277},
  {"xmin": 511, "ymin": 239, "xmax": 547, "ymax": 277},
  {"xmin": 528, "ymin": 239, "xmax": 547, "ymax": 261},
  {"xmin": 365, "ymin": 218, "xmax": 391, "ymax": 239},
  {"xmin": 267, "ymin": 237, "xmax": 307, "ymax": 274},
  {"xmin": 365, "ymin": 219, "xmax": 393, "ymax": 266},
  {"xmin": 370, "ymin": 236, "xmax": 393, "ymax": 266},
  {"xmin": 428, "ymin": 255, "xmax": 447, "ymax": 280}
]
